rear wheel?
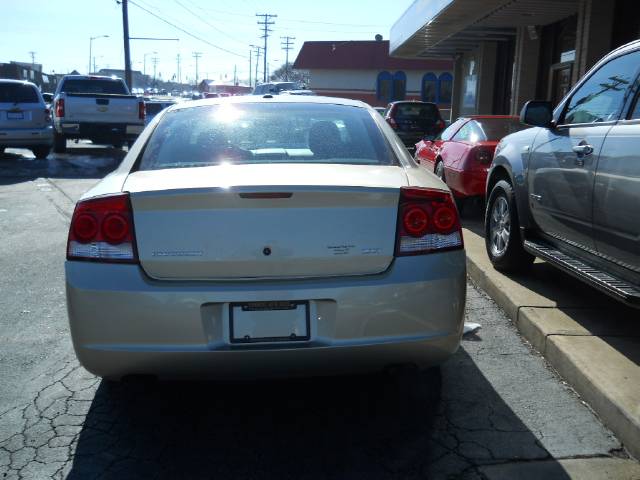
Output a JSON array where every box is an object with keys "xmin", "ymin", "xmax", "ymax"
[
  {"xmin": 31, "ymin": 146, "xmax": 50, "ymax": 159},
  {"xmin": 53, "ymin": 132, "xmax": 67, "ymax": 153},
  {"xmin": 485, "ymin": 180, "xmax": 534, "ymax": 271},
  {"xmin": 435, "ymin": 160, "xmax": 445, "ymax": 182}
]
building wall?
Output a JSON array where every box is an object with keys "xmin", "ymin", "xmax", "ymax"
[{"xmin": 308, "ymin": 68, "xmax": 452, "ymax": 110}]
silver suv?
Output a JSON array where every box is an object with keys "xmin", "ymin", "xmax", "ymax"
[
  {"xmin": 0, "ymin": 79, "xmax": 53, "ymax": 159},
  {"xmin": 485, "ymin": 40, "xmax": 640, "ymax": 307}
]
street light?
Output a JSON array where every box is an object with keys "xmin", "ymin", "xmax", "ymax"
[
  {"xmin": 89, "ymin": 35, "xmax": 109, "ymax": 74},
  {"xmin": 143, "ymin": 51, "xmax": 157, "ymax": 77}
]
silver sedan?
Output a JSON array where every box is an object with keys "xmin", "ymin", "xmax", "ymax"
[{"xmin": 65, "ymin": 96, "xmax": 466, "ymax": 380}]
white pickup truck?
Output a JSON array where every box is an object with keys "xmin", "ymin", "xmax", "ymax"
[{"xmin": 52, "ymin": 75, "xmax": 145, "ymax": 152}]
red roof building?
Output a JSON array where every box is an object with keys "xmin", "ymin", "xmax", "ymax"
[{"xmin": 293, "ymin": 39, "xmax": 454, "ymax": 112}]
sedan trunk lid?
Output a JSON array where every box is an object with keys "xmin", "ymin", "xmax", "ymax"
[{"xmin": 124, "ymin": 163, "xmax": 408, "ymax": 280}]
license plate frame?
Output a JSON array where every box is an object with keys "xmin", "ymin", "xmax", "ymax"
[
  {"xmin": 229, "ymin": 300, "xmax": 310, "ymax": 344},
  {"xmin": 7, "ymin": 112, "xmax": 24, "ymax": 120}
]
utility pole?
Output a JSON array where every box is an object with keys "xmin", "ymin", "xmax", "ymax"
[
  {"xmin": 176, "ymin": 54, "xmax": 181, "ymax": 84},
  {"xmin": 280, "ymin": 36, "xmax": 295, "ymax": 81},
  {"xmin": 233, "ymin": 64, "xmax": 237, "ymax": 85},
  {"xmin": 256, "ymin": 14, "xmax": 277, "ymax": 83},
  {"xmin": 192, "ymin": 52, "xmax": 202, "ymax": 87},
  {"xmin": 121, "ymin": 0, "xmax": 132, "ymax": 90},
  {"xmin": 253, "ymin": 45, "xmax": 262, "ymax": 87},
  {"xmin": 152, "ymin": 57, "xmax": 159, "ymax": 84},
  {"xmin": 250, "ymin": 45, "xmax": 260, "ymax": 87},
  {"xmin": 28, "ymin": 51, "xmax": 36, "ymax": 68}
]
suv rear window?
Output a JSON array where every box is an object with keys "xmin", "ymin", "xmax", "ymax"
[
  {"xmin": 395, "ymin": 103, "xmax": 439, "ymax": 119},
  {"xmin": 0, "ymin": 83, "xmax": 39, "ymax": 103},
  {"xmin": 138, "ymin": 103, "xmax": 395, "ymax": 170},
  {"xmin": 60, "ymin": 79, "xmax": 128, "ymax": 94}
]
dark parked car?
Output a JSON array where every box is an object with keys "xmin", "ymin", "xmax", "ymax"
[
  {"xmin": 485, "ymin": 40, "xmax": 640, "ymax": 307},
  {"xmin": 384, "ymin": 101, "xmax": 445, "ymax": 151}
]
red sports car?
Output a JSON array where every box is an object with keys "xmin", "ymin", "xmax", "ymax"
[{"xmin": 415, "ymin": 115, "xmax": 527, "ymax": 203}]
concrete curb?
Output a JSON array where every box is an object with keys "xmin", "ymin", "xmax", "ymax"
[{"xmin": 462, "ymin": 227, "xmax": 640, "ymax": 461}]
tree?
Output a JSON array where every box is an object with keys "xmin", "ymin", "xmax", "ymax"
[{"xmin": 270, "ymin": 64, "xmax": 310, "ymax": 87}]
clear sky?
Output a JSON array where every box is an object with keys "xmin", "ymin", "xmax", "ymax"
[{"xmin": 1, "ymin": 0, "xmax": 414, "ymax": 84}]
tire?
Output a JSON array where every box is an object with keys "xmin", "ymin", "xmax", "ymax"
[
  {"xmin": 435, "ymin": 160, "xmax": 445, "ymax": 182},
  {"xmin": 53, "ymin": 132, "xmax": 67, "ymax": 153},
  {"xmin": 31, "ymin": 146, "xmax": 50, "ymax": 159},
  {"xmin": 485, "ymin": 180, "xmax": 534, "ymax": 271},
  {"xmin": 454, "ymin": 196, "xmax": 466, "ymax": 215}
]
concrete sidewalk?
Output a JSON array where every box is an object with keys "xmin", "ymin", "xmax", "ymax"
[{"xmin": 463, "ymin": 226, "xmax": 640, "ymax": 462}]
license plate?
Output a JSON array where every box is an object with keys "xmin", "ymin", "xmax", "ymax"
[
  {"xmin": 126, "ymin": 125, "xmax": 143, "ymax": 134},
  {"xmin": 230, "ymin": 301, "xmax": 310, "ymax": 343},
  {"xmin": 7, "ymin": 112, "xmax": 23, "ymax": 120}
]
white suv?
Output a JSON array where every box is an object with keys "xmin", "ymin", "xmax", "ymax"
[{"xmin": 0, "ymin": 79, "xmax": 53, "ymax": 159}]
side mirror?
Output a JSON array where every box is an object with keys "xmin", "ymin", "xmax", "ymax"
[{"xmin": 520, "ymin": 100, "xmax": 553, "ymax": 128}]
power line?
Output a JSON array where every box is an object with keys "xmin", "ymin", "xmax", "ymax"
[
  {"xmin": 280, "ymin": 36, "xmax": 294, "ymax": 81},
  {"xmin": 173, "ymin": 0, "xmax": 247, "ymax": 46},
  {"xmin": 128, "ymin": 0, "xmax": 247, "ymax": 58},
  {"xmin": 256, "ymin": 13, "xmax": 276, "ymax": 83},
  {"xmin": 181, "ymin": 3, "xmax": 387, "ymax": 27}
]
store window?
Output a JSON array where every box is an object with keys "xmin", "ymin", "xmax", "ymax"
[
  {"xmin": 377, "ymin": 71, "xmax": 392, "ymax": 102},
  {"xmin": 392, "ymin": 71, "xmax": 406, "ymax": 101},
  {"xmin": 439, "ymin": 73, "xmax": 453, "ymax": 105},
  {"xmin": 421, "ymin": 73, "xmax": 437, "ymax": 102}
]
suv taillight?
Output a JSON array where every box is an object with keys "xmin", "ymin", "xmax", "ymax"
[
  {"xmin": 67, "ymin": 193, "xmax": 138, "ymax": 263},
  {"xmin": 395, "ymin": 187, "xmax": 463, "ymax": 256},
  {"xmin": 138, "ymin": 101, "xmax": 146, "ymax": 120},
  {"xmin": 55, "ymin": 98, "xmax": 64, "ymax": 118}
]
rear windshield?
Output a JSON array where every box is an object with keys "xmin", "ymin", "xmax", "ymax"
[
  {"xmin": 60, "ymin": 79, "xmax": 128, "ymax": 95},
  {"xmin": 138, "ymin": 103, "xmax": 395, "ymax": 170},
  {"xmin": 395, "ymin": 103, "xmax": 439, "ymax": 119},
  {"xmin": 0, "ymin": 83, "xmax": 39, "ymax": 103},
  {"xmin": 474, "ymin": 118, "xmax": 528, "ymax": 141}
]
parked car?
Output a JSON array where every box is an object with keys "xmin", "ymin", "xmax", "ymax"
[
  {"xmin": 280, "ymin": 89, "xmax": 316, "ymax": 96},
  {"xmin": 485, "ymin": 40, "xmax": 640, "ymax": 307},
  {"xmin": 144, "ymin": 99, "xmax": 177, "ymax": 125},
  {"xmin": 0, "ymin": 79, "xmax": 53, "ymax": 159},
  {"xmin": 415, "ymin": 116, "xmax": 527, "ymax": 208},
  {"xmin": 52, "ymin": 75, "xmax": 145, "ymax": 152},
  {"xmin": 384, "ymin": 101, "xmax": 446, "ymax": 152},
  {"xmin": 65, "ymin": 95, "xmax": 466, "ymax": 380},
  {"xmin": 252, "ymin": 82, "xmax": 301, "ymax": 95}
]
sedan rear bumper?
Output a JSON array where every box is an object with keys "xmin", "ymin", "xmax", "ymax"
[
  {"xmin": 0, "ymin": 126, "xmax": 53, "ymax": 147},
  {"xmin": 66, "ymin": 251, "xmax": 466, "ymax": 379}
]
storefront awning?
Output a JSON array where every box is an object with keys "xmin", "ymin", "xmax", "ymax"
[{"xmin": 390, "ymin": 0, "xmax": 579, "ymax": 57}]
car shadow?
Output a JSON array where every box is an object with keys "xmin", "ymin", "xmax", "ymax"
[
  {"xmin": 0, "ymin": 146, "xmax": 125, "ymax": 184},
  {"xmin": 67, "ymin": 349, "xmax": 571, "ymax": 479}
]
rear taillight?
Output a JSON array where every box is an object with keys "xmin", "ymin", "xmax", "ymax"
[
  {"xmin": 138, "ymin": 101, "xmax": 146, "ymax": 120},
  {"xmin": 44, "ymin": 108, "xmax": 51, "ymax": 123},
  {"xmin": 395, "ymin": 187, "xmax": 463, "ymax": 256},
  {"xmin": 387, "ymin": 117, "xmax": 398, "ymax": 130},
  {"xmin": 67, "ymin": 193, "xmax": 138, "ymax": 263},
  {"xmin": 55, "ymin": 98, "xmax": 64, "ymax": 118},
  {"xmin": 475, "ymin": 148, "xmax": 492, "ymax": 164}
]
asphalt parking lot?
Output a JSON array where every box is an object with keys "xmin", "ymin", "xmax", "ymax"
[{"xmin": 0, "ymin": 145, "xmax": 635, "ymax": 479}]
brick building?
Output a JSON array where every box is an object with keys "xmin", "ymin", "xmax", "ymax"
[{"xmin": 293, "ymin": 39, "xmax": 453, "ymax": 116}]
